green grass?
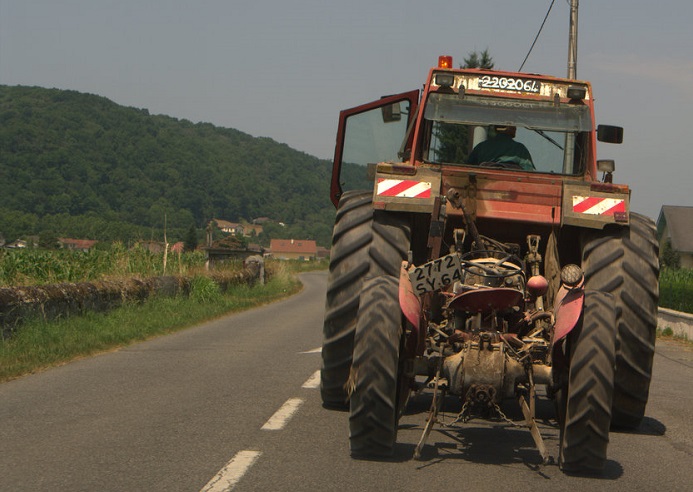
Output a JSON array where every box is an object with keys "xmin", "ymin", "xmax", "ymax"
[
  {"xmin": 657, "ymin": 326, "xmax": 691, "ymax": 344},
  {"xmin": 0, "ymin": 266, "xmax": 301, "ymax": 382}
]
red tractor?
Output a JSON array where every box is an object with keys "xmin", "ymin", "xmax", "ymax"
[{"xmin": 320, "ymin": 56, "xmax": 659, "ymax": 472}]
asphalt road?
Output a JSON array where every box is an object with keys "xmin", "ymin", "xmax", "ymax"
[{"xmin": 1, "ymin": 271, "xmax": 692, "ymax": 491}]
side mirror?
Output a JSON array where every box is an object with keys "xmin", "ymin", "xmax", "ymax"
[
  {"xmin": 381, "ymin": 102, "xmax": 402, "ymax": 123},
  {"xmin": 597, "ymin": 125, "xmax": 623, "ymax": 144}
]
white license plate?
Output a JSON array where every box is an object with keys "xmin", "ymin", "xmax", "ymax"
[{"xmin": 409, "ymin": 253, "xmax": 462, "ymax": 295}]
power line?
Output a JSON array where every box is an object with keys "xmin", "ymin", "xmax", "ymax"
[{"xmin": 518, "ymin": 0, "xmax": 557, "ymax": 72}]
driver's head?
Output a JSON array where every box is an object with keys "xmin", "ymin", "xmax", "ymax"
[{"xmin": 494, "ymin": 125, "xmax": 517, "ymax": 138}]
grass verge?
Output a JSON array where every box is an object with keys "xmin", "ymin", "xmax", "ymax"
[
  {"xmin": 656, "ymin": 327, "xmax": 692, "ymax": 345},
  {"xmin": 0, "ymin": 267, "xmax": 302, "ymax": 382}
]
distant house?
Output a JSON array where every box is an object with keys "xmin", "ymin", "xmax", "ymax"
[
  {"xmin": 657, "ymin": 205, "xmax": 693, "ymax": 268},
  {"xmin": 214, "ymin": 219, "xmax": 243, "ymax": 235},
  {"xmin": 213, "ymin": 219, "xmax": 263, "ymax": 237},
  {"xmin": 316, "ymin": 246, "xmax": 330, "ymax": 259},
  {"xmin": 5, "ymin": 239, "xmax": 28, "ymax": 249},
  {"xmin": 59, "ymin": 238, "xmax": 97, "ymax": 252},
  {"xmin": 269, "ymin": 239, "xmax": 318, "ymax": 261}
]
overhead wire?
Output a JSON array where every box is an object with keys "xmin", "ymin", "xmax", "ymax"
[{"xmin": 518, "ymin": 0, "xmax": 557, "ymax": 72}]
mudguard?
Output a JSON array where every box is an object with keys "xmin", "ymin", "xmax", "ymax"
[
  {"xmin": 553, "ymin": 283, "xmax": 584, "ymax": 345},
  {"xmin": 399, "ymin": 261, "xmax": 421, "ymax": 331},
  {"xmin": 399, "ymin": 261, "xmax": 424, "ymax": 358}
]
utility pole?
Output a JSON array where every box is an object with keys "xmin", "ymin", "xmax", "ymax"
[
  {"xmin": 563, "ymin": 0, "xmax": 579, "ymax": 173},
  {"xmin": 567, "ymin": 0, "xmax": 579, "ymax": 79}
]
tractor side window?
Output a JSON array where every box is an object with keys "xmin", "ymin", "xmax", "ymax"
[{"xmin": 340, "ymin": 101, "xmax": 410, "ymax": 192}]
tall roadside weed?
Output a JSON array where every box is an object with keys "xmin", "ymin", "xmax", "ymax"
[{"xmin": 659, "ymin": 267, "xmax": 693, "ymax": 314}]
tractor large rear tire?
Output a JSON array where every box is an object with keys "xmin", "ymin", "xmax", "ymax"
[
  {"xmin": 321, "ymin": 193, "xmax": 411, "ymax": 409},
  {"xmin": 369, "ymin": 210, "xmax": 412, "ymax": 278},
  {"xmin": 558, "ymin": 291, "xmax": 617, "ymax": 473},
  {"xmin": 321, "ymin": 191, "xmax": 374, "ymax": 408},
  {"xmin": 349, "ymin": 276, "xmax": 403, "ymax": 457},
  {"xmin": 581, "ymin": 213, "xmax": 659, "ymax": 429},
  {"xmin": 348, "ymin": 208, "xmax": 410, "ymax": 457}
]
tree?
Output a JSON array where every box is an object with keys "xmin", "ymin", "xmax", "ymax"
[
  {"xmin": 184, "ymin": 223, "xmax": 198, "ymax": 252},
  {"xmin": 462, "ymin": 49, "xmax": 494, "ymax": 69},
  {"xmin": 39, "ymin": 230, "xmax": 60, "ymax": 249},
  {"xmin": 661, "ymin": 239, "xmax": 681, "ymax": 269},
  {"xmin": 0, "ymin": 85, "xmax": 338, "ymax": 246}
]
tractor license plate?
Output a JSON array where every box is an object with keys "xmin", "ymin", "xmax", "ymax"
[{"xmin": 409, "ymin": 253, "xmax": 462, "ymax": 295}]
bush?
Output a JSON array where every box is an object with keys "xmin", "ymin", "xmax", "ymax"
[{"xmin": 189, "ymin": 275, "xmax": 222, "ymax": 303}]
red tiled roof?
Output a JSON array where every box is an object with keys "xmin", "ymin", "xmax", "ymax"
[
  {"xmin": 269, "ymin": 239, "xmax": 317, "ymax": 255},
  {"xmin": 214, "ymin": 219, "xmax": 240, "ymax": 229},
  {"xmin": 59, "ymin": 238, "xmax": 97, "ymax": 250}
]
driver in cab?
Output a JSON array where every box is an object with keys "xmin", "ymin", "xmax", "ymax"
[{"xmin": 468, "ymin": 125, "xmax": 534, "ymax": 170}]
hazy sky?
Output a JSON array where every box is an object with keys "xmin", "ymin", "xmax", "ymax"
[{"xmin": 1, "ymin": 0, "xmax": 691, "ymax": 220}]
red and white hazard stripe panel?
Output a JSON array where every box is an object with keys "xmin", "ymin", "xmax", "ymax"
[
  {"xmin": 572, "ymin": 195, "xmax": 626, "ymax": 215},
  {"xmin": 376, "ymin": 179, "xmax": 432, "ymax": 199}
]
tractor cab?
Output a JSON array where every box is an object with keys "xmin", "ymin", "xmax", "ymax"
[{"xmin": 331, "ymin": 57, "xmax": 626, "ymax": 237}]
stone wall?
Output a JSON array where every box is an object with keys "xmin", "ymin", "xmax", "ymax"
[{"xmin": 658, "ymin": 307, "xmax": 693, "ymax": 340}]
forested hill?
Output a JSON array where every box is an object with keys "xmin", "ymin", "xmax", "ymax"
[{"xmin": 0, "ymin": 85, "xmax": 348, "ymax": 246}]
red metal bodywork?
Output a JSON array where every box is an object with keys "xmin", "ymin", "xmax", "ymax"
[
  {"xmin": 448, "ymin": 288, "xmax": 525, "ymax": 313},
  {"xmin": 442, "ymin": 169, "xmax": 564, "ymax": 225}
]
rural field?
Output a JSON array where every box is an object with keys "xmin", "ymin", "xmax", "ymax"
[{"xmin": 0, "ymin": 245, "xmax": 209, "ymax": 287}]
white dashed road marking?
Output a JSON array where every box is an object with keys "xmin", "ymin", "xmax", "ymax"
[
  {"xmin": 261, "ymin": 398, "xmax": 304, "ymax": 430},
  {"xmin": 201, "ymin": 365, "xmax": 319, "ymax": 490},
  {"xmin": 300, "ymin": 347, "xmax": 322, "ymax": 354},
  {"xmin": 200, "ymin": 450, "xmax": 262, "ymax": 492},
  {"xmin": 302, "ymin": 370, "xmax": 321, "ymax": 389}
]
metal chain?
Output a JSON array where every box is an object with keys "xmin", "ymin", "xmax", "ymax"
[
  {"xmin": 493, "ymin": 402, "xmax": 523, "ymax": 428},
  {"xmin": 439, "ymin": 400, "xmax": 471, "ymax": 427}
]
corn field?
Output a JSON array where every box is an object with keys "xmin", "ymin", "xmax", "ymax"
[
  {"xmin": 659, "ymin": 267, "xmax": 693, "ymax": 314},
  {"xmin": 3, "ymin": 248, "xmax": 689, "ymax": 313},
  {"xmin": 0, "ymin": 245, "xmax": 213, "ymax": 287}
]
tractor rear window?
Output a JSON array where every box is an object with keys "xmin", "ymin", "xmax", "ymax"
[{"xmin": 423, "ymin": 94, "xmax": 591, "ymax": 174}]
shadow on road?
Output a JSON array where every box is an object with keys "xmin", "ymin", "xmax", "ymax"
[
  {"xmin": 396, "ymin": 391, "xmax": 627, "ymax": 480},
  {"xmin": 610, "ymin": 416, "xmax": 666, "ymax": 436}
]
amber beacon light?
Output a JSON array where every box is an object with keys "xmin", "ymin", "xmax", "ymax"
[{"xmin": 438, "ymin": 55, "xmax": 453, "ymax": 68}]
